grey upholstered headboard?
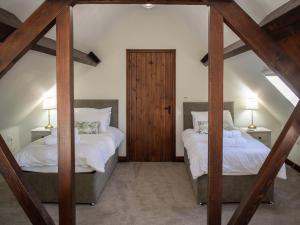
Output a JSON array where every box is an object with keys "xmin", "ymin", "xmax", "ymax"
[
  {"xmin": 183, "ymin": 102, "xmax": 234, "ymax": 130},
  {"xmin": 74, "ymin": 100, "xmax": 119, "ymax": 128}
]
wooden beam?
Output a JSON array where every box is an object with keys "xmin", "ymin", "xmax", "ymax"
[
  {"xmin": 201, "ymin": 0, "xmax": 300, "ymax": 65},
  {"xmin": 75, "ymin": 0, "xmax": 230, "ymax": 5},
  {"xmin": 208, "ymin": 7, "xmax": 224, "ymax": 225},
  {"xmin": 0, "ymin": 135, "xmax": 55, "ymax": 225},
  {"xmin": 56, "ymin": 5, "xmax": 75, "ymax": 225},
  {"xmin": 0, "ymin": 0, "xmax": 74, "ymax": 78},
  {"xmin": 228, "ymin": 102, "xmax": 300, "ymax": 225},
  {"xmin": 212, "ymin": 1, "xmax": 300, "ymax": 98},
  {"xmin": 0, "ymin": 8, "xmax": 100, "ymax": 66},
  {"xmin": 201, "ymin": 40, "xmax": 249, "ymax": 66}
]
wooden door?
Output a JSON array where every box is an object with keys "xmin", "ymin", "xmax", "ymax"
[{"xmin": 127, "ymin": 49, "xmax": 176, "ymax": 161}]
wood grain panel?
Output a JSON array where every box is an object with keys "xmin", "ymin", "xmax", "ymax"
[
  {"xmin": 127, "ymin": 50, "xmax": 175, "ymax": 162},
  {"xmin": 208, "ymin": 7, "xmax": 224, "ymax": 225},
  {"xmin": 56, "ymin": 6, "xmax": 75, "ymax": 225}
]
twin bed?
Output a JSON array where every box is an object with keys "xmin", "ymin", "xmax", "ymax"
[
  {"xmin": 14, "ymin": 100, "xmax": 286, "ymax": 206},
  {"xmin": 15, "ymin": 100, "xmax": 123, "ymax": 205},
  {"xmin": 182, "ymin": 102, "xmax": 286, "ymax": 204}
]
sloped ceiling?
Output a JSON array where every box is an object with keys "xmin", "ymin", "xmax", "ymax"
[{"xmin": 0, "ymin": 0, "xmax": 294, "ymax": 130}]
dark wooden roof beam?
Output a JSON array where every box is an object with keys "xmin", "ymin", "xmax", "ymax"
[
  {"xmin": 201, "ymin": 0, "xmax": 300, "ymax": 65},
  {"xmin": 0, "ymin": 8, "xmax": 100, "ymax": 68}
]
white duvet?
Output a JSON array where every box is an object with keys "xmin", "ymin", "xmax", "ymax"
[
  {"xmin": 182, "ymin": 129, "xmax": 287, "ymax": 179},
  {"xmin": 15, "ymin": 127, "xmax": 124, "ymax": 173}
]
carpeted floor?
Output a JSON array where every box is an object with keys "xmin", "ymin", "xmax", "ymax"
[{"xmin": 0, "ymin": 162, "xmax": 299, "ymax": 225}]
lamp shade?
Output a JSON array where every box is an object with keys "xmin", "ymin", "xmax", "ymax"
[
  {"xmin": 245, "ymin": 97, "xmax": 258, "ymax": 110},
  {"xmin": 43, "ymin": 98, "xmax": 56, "ymax": 110}
]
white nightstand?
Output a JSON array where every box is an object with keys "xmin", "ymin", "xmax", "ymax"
[
  {"xmin": 240, "ymin": 127, "xmax": 272, "ymax": 147},
  {"xmin": 31, "ymin": 127, "xmax": 51, "ymax": 142}
]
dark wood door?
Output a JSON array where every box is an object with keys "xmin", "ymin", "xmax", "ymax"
[{"xmin": 127, "ymin": 49, "xmax": 176, "ymax": 161}]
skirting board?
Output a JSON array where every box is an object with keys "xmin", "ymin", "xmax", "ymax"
[
  {"xmin": 118, "ymin": 156, "xmax": 184, "ymax": 162},
  {"xmin": 286, "ymin": 159, "xmax": 300, "ymax": 173}
]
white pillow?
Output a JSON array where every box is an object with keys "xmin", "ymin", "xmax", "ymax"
[
  {"xmin": 223, "ymin": 110, "xmax": 234, "ymax": 128},
  {"xmin": 74, "ymin": 107, "xmax": 112, "ymax": 132},
  {"xmin": 191, "ymin": 110, "xmax": 234, "ymax": 132}
]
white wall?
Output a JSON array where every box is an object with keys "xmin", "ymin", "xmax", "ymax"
[{"xmin": 0, "ymin": 4, "xmax": 298, "ymax": 162}]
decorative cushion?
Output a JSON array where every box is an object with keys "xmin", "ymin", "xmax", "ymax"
[
  {"xmin": 75, "ymin": 121, "xmax": 100, "ymax": 134},
  {"xmin": 198, "ymin": 121, "xmax": 209, "ymax": 134}
]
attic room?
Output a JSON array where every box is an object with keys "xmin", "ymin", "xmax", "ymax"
[{"xmin": 0, "ymin": 0, "xmax": 299, "ymax": 225}]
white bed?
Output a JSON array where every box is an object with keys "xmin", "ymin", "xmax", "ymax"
[
  {"xmin": 15, "ymin": 127, "xmax": 124, "ymax": 173},
  {"xmin": 182, "ymin": 128, "xmax": 287, "ymax": 179}
]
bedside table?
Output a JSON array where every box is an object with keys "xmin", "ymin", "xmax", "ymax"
[
  {"xmin": 240, "ymin": 127, "xmax": 272, "ymax": 147},
  {"xmin": 31, "ymin": 127, "xmax": 51, "ymax": 142}
]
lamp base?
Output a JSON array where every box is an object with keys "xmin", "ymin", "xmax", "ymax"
[
  {"xmin": 45, "ymin": 124, "xmax": 54, "ymax": 129},
  {"xmin": 248, "ymin": 124, "xmax": 257, "ymax": 129}
]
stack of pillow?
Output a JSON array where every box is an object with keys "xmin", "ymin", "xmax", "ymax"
[{"xmin": 191, "ymin": 110, "xmax": 247, "ymax": 147}]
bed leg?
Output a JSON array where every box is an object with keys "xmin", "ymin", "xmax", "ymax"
[{"xmin": 90, "ymin": 203, "xmax": 96, "ymax": 206}]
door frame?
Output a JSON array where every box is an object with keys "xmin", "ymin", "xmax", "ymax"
[{"xmin": 126, "ymin": 49, "xmax": 176, "ymax": 161}]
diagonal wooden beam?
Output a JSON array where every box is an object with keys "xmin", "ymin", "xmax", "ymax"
[
  {"xmin": 201, "ymin": 0, "xmax": 300, "ymax": 65},
  {"xmin": 212, "ymin": 1, "xmax": 300, "ymax": 98},
  {"xmin": 56, "ymin": 5, "xmax": 75, "ymax": 225},
  {"xmin": 228, "ymin": 102, "xmax": 300, "ymax": 225},
  {"xmin": 0, "ymin": 8, "xmax": 100, "ymax": 67},
  {"xmin": 208, "ymin": 7, "xmax": 224, "ymax": 225},
  {"xmin": 0, "ymin": 0, "xmax": 75, "ymax": 78},
  {"xmin": 0, "ymin": 135, "xmax": 55, "ymax": 225}
]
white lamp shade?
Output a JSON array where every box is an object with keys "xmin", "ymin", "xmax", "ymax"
[
  {"xmin": 43, "ymin": 98, "xmax": 56, "ymax": 110},
  {"xmin": 245, "ymin": 97, "xmax": 258, "ymax": 110}
]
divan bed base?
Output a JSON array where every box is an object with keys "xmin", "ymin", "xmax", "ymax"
[
  {"xmin": 23, "ymin": 150, "xmax": 118, "ymax": 205},
  {"xmin": 184, "ymin": 149, "xmax": 274, "ymax": 204}
]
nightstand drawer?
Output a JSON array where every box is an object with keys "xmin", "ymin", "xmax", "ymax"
[{"xmin": 249, "ymin": 132, "xmax": 271, "ymax": 147}]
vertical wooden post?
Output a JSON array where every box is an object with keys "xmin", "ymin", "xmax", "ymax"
[
  {"xmin": 208, "ymin": 6, "xmax": 224, "ymax": 225},
  {"xmin": 56, "ymin": 5, "xmax": 75, "ymax": 225}
]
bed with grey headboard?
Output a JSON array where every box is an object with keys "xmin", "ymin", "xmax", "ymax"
[
  {"xmin": 23, "ymin": 100, "xmax": 120, "ymax": 205},
  {"xmin": 183, "ymin": 102, "xmax": 274, "ymax": 204}
]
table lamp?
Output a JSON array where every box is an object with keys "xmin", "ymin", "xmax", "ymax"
[
  {"xmin": 245, "ymin": 97, "xmax": 258, "ymax": 129},
  {"xmin": 43, "ymin": 97, "xmax": 56, "ymax": 129}
]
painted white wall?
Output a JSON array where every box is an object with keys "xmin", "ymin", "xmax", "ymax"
[{"xmin": 0, "ymin": 2, "xmax": 299, "ymax": 162}]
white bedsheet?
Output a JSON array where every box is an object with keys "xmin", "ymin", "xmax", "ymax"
[
  {"xmin": 15, "ymin": 127, "xmax": 124, "ymax": 173},
  {"xmin": 182, "ymin": 129, "xmax": 286, "ymax": 179}
]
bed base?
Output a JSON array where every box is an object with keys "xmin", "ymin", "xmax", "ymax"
[
  {"xmin": 184, "ymin": 149, "xmax": 274, "ymax": 204},
  {"xmin": 23, "ymin": 150, "xmax": 118, "ymax": 205}
]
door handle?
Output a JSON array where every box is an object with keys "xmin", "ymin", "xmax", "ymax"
[{"xmin": 164, "ymin": 106, "xmax": 171, "ymax": 114}]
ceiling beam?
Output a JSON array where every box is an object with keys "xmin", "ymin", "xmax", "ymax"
[
  {"xmin": 75, "ymin": 0, "xmax": 230, "ymax": 5},
  {"xmin": 0, "ymin": 8, "xmax": 100, "ymax": 67},
  {"xmin": 212, "ymin": 0, "xmax": 300, "ymax": 97},
  {"xmin": 201, "ymin": 0, "xmax": 300, "ymax": 65},
  {"xmin": 0, "ymin": 0, "xmax": 76, "ymax": 78}
]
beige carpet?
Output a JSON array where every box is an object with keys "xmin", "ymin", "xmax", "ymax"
[{"xmin": 0, "ymin": 162, "xmax": 299, "ymax": 225}]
